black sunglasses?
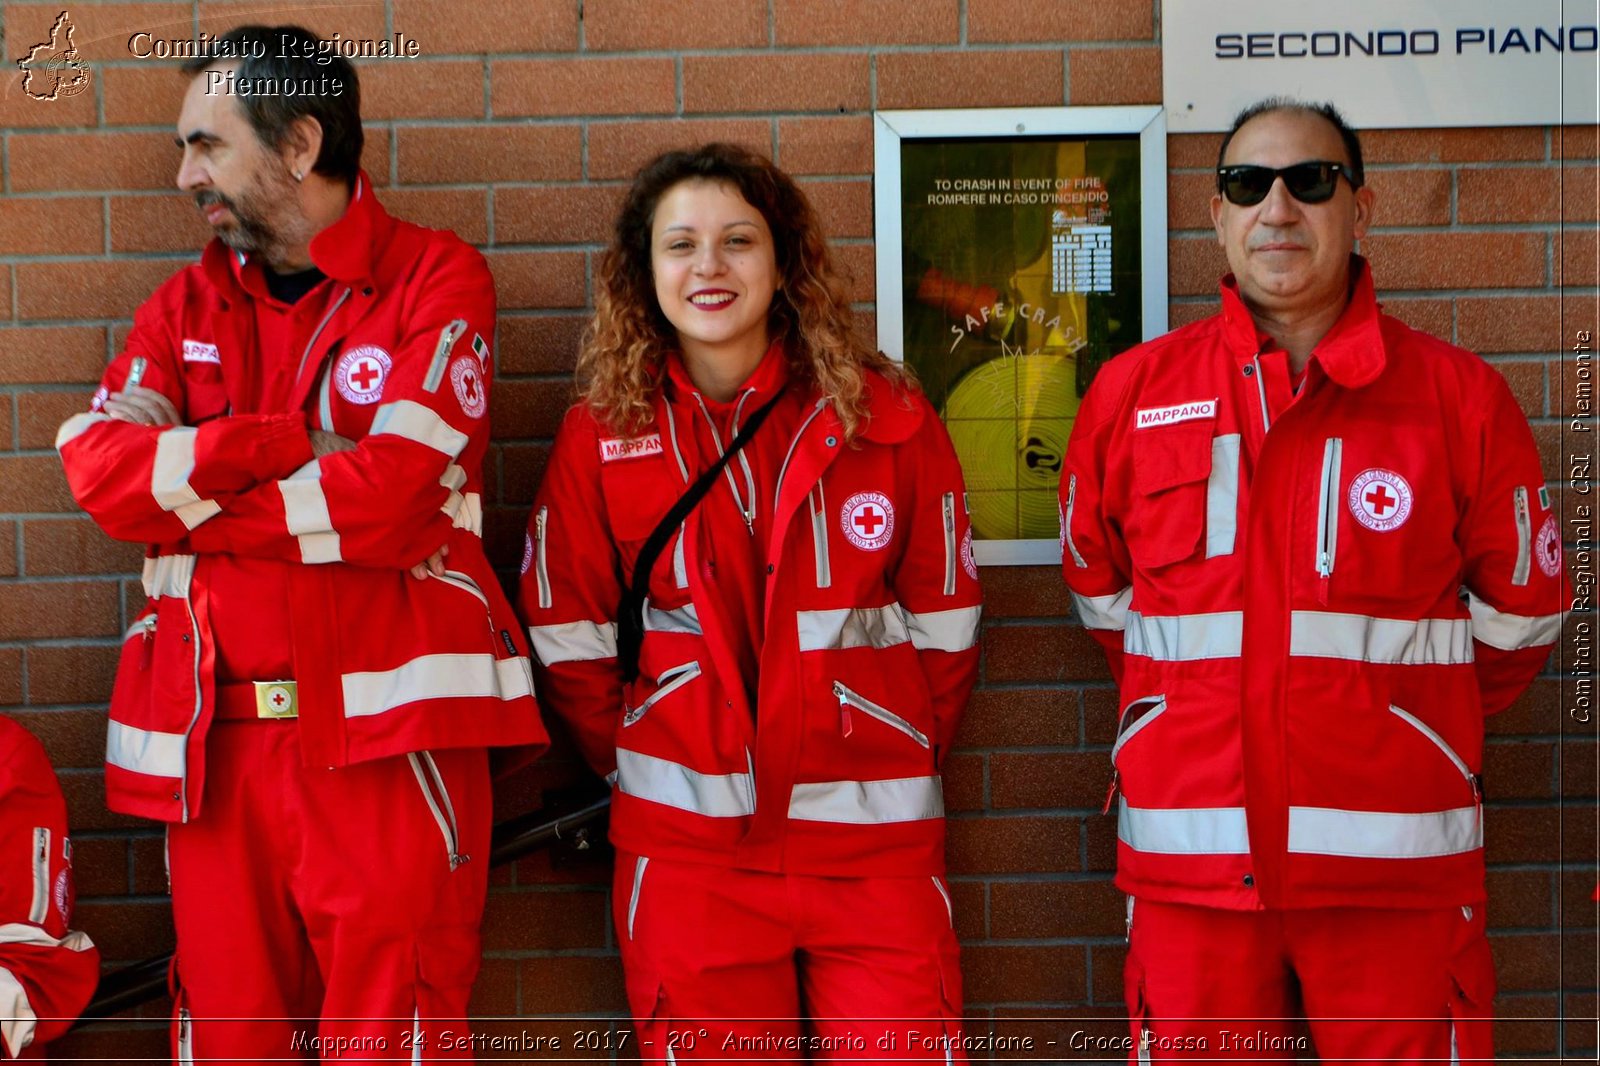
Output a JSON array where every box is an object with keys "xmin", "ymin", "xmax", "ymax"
[{"xmin": 1216, "ymin": 161, "xmax": 1361, "ymax": 206}]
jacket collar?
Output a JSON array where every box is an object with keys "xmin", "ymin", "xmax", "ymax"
[
  {"xmin": 1219, "ymin": 254, "xmax": 1387, "ymax": 390},
  {"xmin": 201, "ymin": 170, "xmax": 390, "ymax": 299},
  {"xmin": 663, "ymin": 336, "xmax": 789, "ymax": 410}
]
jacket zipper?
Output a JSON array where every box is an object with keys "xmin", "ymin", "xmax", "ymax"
[
  {"xmin": 1388, "ymin": 704, "xmax": 1482, "ymax": 803},
  {"xmin": 1063, "ymin": 474, "xmax": 1088, "ymax": 569},
  {"xmin": 533, "ymin": 506, "xmax": 552, "ymax": 609},
  {"xmin": 407, "ymin": 751, "xmax": 468, "ymax": 869},
  {"xmin": 295, "ymin": 286, "xmax": 352, "ymax": 386},
  {"xmin": 433, "ymin": 569, "xmax": 499, "ymax": 647},
  {"xmin": 1315, "ymin": 437, "xmax": 1343, "ymax": 604},
  {"xmin": 942, "ymin": 491, "xmax": 957, "ymax": 595},
  {"xmin": 626, "ymin": 855, "xmax": 649, "ymax": 939},
  {"xmin": 834, "ymin": 681, "xmax": 930, "ymax": 748},
  {"xmin": 1105, "ymin": 695, "xmax": 1168, "ymax": 813},
  {"xmin": 623, "ymin": 661, "xmax": 702, "ymax": 726},
  {"xmin": 424, "ymin": 318, "xmax": 469, "ymax": 393},
  {"xmin": 692, "ymin": 390, "xmax": 758, "ymax": 536},
  {"xmin": 774, "ymin": 399, "xmax": 828, "ymax": 516},
  {"xmin": 1252, "ymin": 354, "xmax": 1271, "ymax": 432},
  {"xmin": 29, "ymin": 827, "xmax": 49, "ymax": 923},
  {"xmin": 1110, "ymin": 695, "xmax": 1168, "ymax": 766},
  {"xmin": 931, "ymin": 875, "xmax": 954, "ymax": 928},
  {"xmin": 810, "ymin": 483, "xmax": 832, "ymax": 589},
  {"xmin": 1512, "ymin": 486, "xmax": 1531, "ymax": 587}
]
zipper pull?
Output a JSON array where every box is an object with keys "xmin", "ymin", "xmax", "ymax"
[
  {"xmin": 449, "ymin": 852, "xmax": 469, "ymax": 870},
  {"xmin": 1317, "ymin": 556, "xmax": 1332, "ymax": 606},
  {"xmin": 834, "ymin": 682, "xmax": 854, "ymax": 737},
  {"xmin": 140, "ymin": 617, "xmax": 156, "ymax": 670},
  {"xmin": 1101, "ymin": 769, "xmax": 1119, "ymax": 815}
]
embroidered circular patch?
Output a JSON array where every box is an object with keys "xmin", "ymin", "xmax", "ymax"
[
  {"xmin": 840, "ymin": 491, "xmax": 895, "ymax": 551},
  {"xmin": 334, "ymin": 345, "xmax": 391, "ymax": 405},
  {"xmin": 961, "ymin": 526, "xmax": 978, "ymax": 580},
  {"xmin": 1347, "ymin": 468, "xmax": 1414, "ymax": 532},
  {"xmin": 53, "ymin": 868, "xmax": 71, "ymax": 923},
  {"xmin": 520, "ymin": 532, "xmax": 534, "ymax": 575},
  {"xmin": 1537, "ymin": 513, "xmax": 1563, "ymax": 577},
  {"xmin": 450, "ymin": 355, "xmax": 487, "ymax": 419}
]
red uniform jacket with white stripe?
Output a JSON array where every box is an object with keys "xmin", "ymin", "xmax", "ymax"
[
  {"xmin": 56, "ymin": 176, "xmax": 547, "ymax": 824},
  {"xmin": 1061, "ymin": 259, "xmax": 1568, "ymax": 910},
  {"xmin": 0, "ymin": 717, "xmax": 99, "ymax": 1060},
  {"xmin": 521, "ymin": 366, "xmax": 982, "ymax": 877}
]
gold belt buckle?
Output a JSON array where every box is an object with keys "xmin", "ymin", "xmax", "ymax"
[{"xmin": 254, "ymin": 681, "xmax": 298, "ymax": 720}]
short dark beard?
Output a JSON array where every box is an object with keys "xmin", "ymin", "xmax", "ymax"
[{"xmin": 194, "ymin": 165, "xmax": 302, "ymax": 263}]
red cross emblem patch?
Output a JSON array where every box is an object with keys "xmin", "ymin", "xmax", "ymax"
[
  {"xmin": 1347, "ymin": 468, "xmax": 1414, "ymax": 532},
  {"xmin": 334, "ymin": 345, "xmax": 392, "ymax": 405},
  {"xmin": 841, "ymin": 491, "xmax": 895, "ymax": 551},
  {"xmin": 450, "ymin": 355, "xmax": 487, "ymax": 419},
  {"xmin": 1536, "ymin": 514, "xmax": 1563, "ymax": 577}
]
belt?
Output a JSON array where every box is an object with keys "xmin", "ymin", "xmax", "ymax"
[{"xmin": 215, "ymin": 681, "xmax": 299, "ymax": 721}]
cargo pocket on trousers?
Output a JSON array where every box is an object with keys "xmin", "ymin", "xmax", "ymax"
[{"xmin": 1445, "ymin": 909, "xmax": 1496, "ymax": 1065}]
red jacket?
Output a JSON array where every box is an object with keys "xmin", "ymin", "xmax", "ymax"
[
  {"xmin": 56, "ymin": 175, "xmax": 547, "ymax": 824},
  {"xmin": 1062, "ymin": 260, "xmax": 1568, "ymax": 910},
  {"xmin": 0, "ymin": 717, "xmax": 99, "ymax": 1060},
  {"xmin": 521, "ymin": 362, "xmax": 981, "ymax": 877}
]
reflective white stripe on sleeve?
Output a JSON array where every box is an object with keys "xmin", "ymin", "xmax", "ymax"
[
  {"xmin": 54, "ymin": 411, "xmax": 112, "ymax": 449},
  {"xmin": 451, "ymin": 492, "xmax": 480, "ymax": 534},
  {"xmin": 106, "ymin": 720, "xmax": 188, "ymax": 779},
  {"xmin": 1205, "ymin": 433, "xmax": 1241, "ymax": 558},
  {"xmin": 141, "ymin": 554, "xmax": 196, "ymax": 599},
  {"xmin": 0, "ymin": 927, "xmax": 94, "ymax": 1059},
  {"xmin": 369, "ymin": 400, "xmax": 470, "ymax": 458},
  {"xmin": 905, "ymin": 605, "xmax": 982, "ymax": 652},
  {"xmin": 1466, "ymin": 591, "xmax": 1566, "ymax": 652},
  {"xmin": 1287, "ymin": 804, "xmax": 1482, "ymax": 859},
  {"xmin": 643, "ymin": 601, "xmax": 702, "ymax": 636},
  {"xmin": 1124, "ymin": 611, "xmax": 1244, "ymax": 661},
  {"xmin": 0, "ymin": 964, "xmax": 36, "ymax": 1058},
  {"xmin": 279, "ymin": 460, "xmax": 342, "ymax": 564},
  {"xmin": 1289, "ymin": 612, "xmax": 1474, "ymax": 665},
  {"xmin": 1116, "ymin": 801, "xmax": 1252, "ymax": 854},
  {"xmin": 615, "ymin": 748, "xmax": 756, "ymax": 818},
  {"xmin": 1071, "ymin": 586, "xmax": 1132, "ymax": 631},
  {"xmin": 796, "ymin": 605, "xmax": 910, "ymax": 652},
  {"xmin": 527, "ymin": 620, "xmax": 618, "ymax": 664},
  {"xmin": 342, "ymin": 653, "xmax": 535, "ymax": 719},
  {"xmin": 788, "ymin": 776, "xmax": 945, "ymax": 824},
  {"xmin": 151, "ymin": 427, "xmax": 222, "ymax": 529}
]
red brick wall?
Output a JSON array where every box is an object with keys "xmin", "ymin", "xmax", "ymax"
[{"xmin": 1, "ymin": 1, "xmax": 1592, "ymax": 1059}]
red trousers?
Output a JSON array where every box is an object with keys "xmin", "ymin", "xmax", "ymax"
[
  {"xmin": 1124, "ymin": 899, "xmax": 1496, "ymax": 1064},
  {"xmin": 614, "ymin": 852, "xmax": 965, "ymax": 1062},
  {"xmin": 166, "ymin": 720, "xmax": 490, "ymax": 1063}
]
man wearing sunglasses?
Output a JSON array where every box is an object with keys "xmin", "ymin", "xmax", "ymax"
[{"xmin": 1061, "ymin": 99, "xmax": 1567, "ymax": 1061}]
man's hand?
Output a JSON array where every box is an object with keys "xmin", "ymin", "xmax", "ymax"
[
  {"xmin": 409, "ymin": 542, "xmax": 449, "ymax": 581},
  {"xmin": 309, "ymin": 430, "xmax": 357, "ymax": 457},
  {"xmin": 103, "ymin": 386, "xmax": 181, "ymax": 427}
]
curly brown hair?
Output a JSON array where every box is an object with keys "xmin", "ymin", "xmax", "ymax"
[{"xmin": 578, "ymin": 143, "xmax": 910, "ymax": 441}]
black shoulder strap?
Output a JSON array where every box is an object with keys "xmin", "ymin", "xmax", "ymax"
[{"xmin": 616, "ymin": 388, "xmax": 787, "ymax": 682}]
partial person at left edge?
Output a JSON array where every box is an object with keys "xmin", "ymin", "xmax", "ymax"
[
  {"xmin": 54, "ymin": 25, "xmax": 548, "ymax": 1062},
  {"xmin": 0, "ymin": 717, "xmax": 100, "ymax": 1060}
]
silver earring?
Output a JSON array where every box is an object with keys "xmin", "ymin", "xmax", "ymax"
[{"xmin": 294, "ymin": 169, "xmax": 304, "ymax": 182}]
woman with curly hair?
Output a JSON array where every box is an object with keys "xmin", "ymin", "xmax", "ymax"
[{"xmin": 519, "ymin": 143, "xmax": 982, "ymax": 1060}]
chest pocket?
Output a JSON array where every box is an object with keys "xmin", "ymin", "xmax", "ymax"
[
  {"xmin": 1126, "ymin": 422, "xmax": 1214, "ymax": 569},
  {"xmin": 179, "ymin": 358, "xmax": 230, "ymax": 425},
  {"xmin": 600, "ymin": 450, "xmax": 692, "ymax": 601}
]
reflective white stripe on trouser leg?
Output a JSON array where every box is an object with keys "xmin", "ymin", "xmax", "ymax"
[{"xmin": 0, "ymin": 965, "xmax": 35, "ymax": 1058}]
